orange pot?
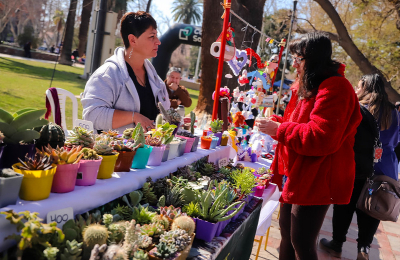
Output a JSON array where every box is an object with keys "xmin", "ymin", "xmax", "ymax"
[{"xmin": 200, "ymin": 136, "xmax": 212, "ymax": 149}]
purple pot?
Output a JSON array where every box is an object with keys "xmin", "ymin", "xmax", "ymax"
[
  {"xmin": 195, "ymin": 219, "xmax": 219, "ymax": 242},
  {"xmin": 76, "ymin": 158, "xmax": 102, "ymax": 186},
  {"xmin": 251, "ymin": 153, "xmax": 258, "ymax": 162},
  {"xmin": 213, "ymin": 132, "xmax": 223, "ymax": 146},
  {"xmin": 191, "ymin": 136, "xmax": 200, "ymax": 152},
  {"xmin": 254, "ymin": 186, "xmax": 265, "ymax": 197},
  {"xmin": 147, "ymin": 145, "xmax": 166, "ymax": 166},
  {"xmin": 0, "ymin": 143, "xmax": 35, "ymax": 169},
  {"xmin": 52, "ymin": 163, "xmax": 80, "ymax": 193}
]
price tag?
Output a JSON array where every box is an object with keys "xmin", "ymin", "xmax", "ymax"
[
  {"xmin": 218, "ymin": 157, "xmax": 229, "ymax": 168},
  {"xmin": 74, "ymin": 119, "xmax": 94, "ymax": 132},
  {"xmin": 47, "ymin": 207, "xmax": 74, "ymax": 228}
]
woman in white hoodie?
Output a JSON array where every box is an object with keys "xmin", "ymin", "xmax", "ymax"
[{"xmin": 81, "ymin": 11, "xmax": 170, "ymax": 133}]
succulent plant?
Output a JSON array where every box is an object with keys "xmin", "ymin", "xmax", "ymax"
[
  {"xmin": 144, "ymin": 135, "xmax": 162, "ymax": 147},
  {"xmin": 16, "ymin": 151, "xmax": 54, "ymax": 170},
  {"xmin": 152, "ymin": 242, "xmax": 177, "ymax": 259},
  {"xmin": 182, "ymin": 202, "xmax": 200, "ymax": 218},
  {"xmin": 160, "ymin": 229, "xmax": 191, "ymax": 251},
  {"xmin": 79, "ymin": 148, "xmax": 100, "ymax": 160},
  {"xmin": 94, "ymin": 135, "xmax": 116, "ymax": 155},
  {"xmin": 139, "ymin": 223, "xmax": 164, "ymax": 237},
  {"xmin": 112, "ymin": 139, "xmax": 140, "ymax": 152},
  {"xmin": 107, "ymin": 221, "xmax": 127, "ymax": 244},
  {"xmin": 155, "ymin": 114, "xmax": 164, "ymax": 128},
  {"xmin": 60, "ymin": 240, "xmax": 83, "ymax": 260},
  {"xmin": 190, "ymin": 156, "xmax": 209, "ymax": 172},
  {"xmin": 210, "ymin": 172, "xmax": 226, "ymax": 182},
  {"xmin": 141, "ymin": 182, "xmax": 157, "ymax": 205},
  {"xmin": 158, "ymin": 102, "xmax": 181, "ymax": 125},
  {"xmin": 210, "ymin": 119, "xmax": 224, "ymax": 133},
  {"xmin": 200, "ymin": 162, "xmax": 218, "ymax": 176},
  {"xmin": 82, "ymin": 224, "xmax": 109, "ymax": 260},
  {"xmin": 43, "ymin": 246, "xmax": 59, "ymax": 260},
  {"xmin": 171, "ymin": 216, "xmax": 195, "ymax": 236},
  {"xmin": 0, "ymin": 168, "xmax": 20, "ymax": 178},
  {"xmin": 146, "ymin": 177, "xmax": 168, "ymax": 198},
  {"xmin": 152, "ymin": 215, "xmax": 170, "ymax": 230},
  {"xmin": 122, "ymin": 220, "xmax": 139, "ymax": 256},
  {"xmin": 101, "ymin": 129, "xmax": 119, "ymax": 139},
  {"xmin": 231, "ymin": 168, "xmax": 256, "ymax": 200},
  {"xmin": 0, "ymin": 108, "xmax": 48, "ymax": 144},
  {"xmin": 131, "ymin": 206, "xmax": 156, "ymax": 225},
  {"xmin": 65, "ymin": 126, "xmax": 95, "ymax": 148},
  {"xmin": 133, "ymin": 250, "xmax": 149, "ymax": 260},
  {"xmin": 164, "ymin": 184, "xmax": 184, "ymax": 208},
  {"xmin": 89, "ymin": 244, "xmax": 108, "ymax": 260},
  {"xmin": 131, "ymin": 123, "xmax": 146, "ymax": 148},
  {"xmin": 159, "ymin": 206, "xmax": 187, "ymax": 224},
  {"xmin": 38, "ymin": 144, "xmax": 83, "ymax": 164},
  {"xmin": 171, "ymin": 166, "xmax": 197, "ymax": 181},
  {"xmin": 62, "ymin": 219, "xmax": 81, "ymax": 243},
  {"xmin": 122, "ymin": 128, "xmax": 135, "ymax": 139},
  {"xmin": 103, "ymin": 214, "xmax": 113, "ymax": 227},
  {"xmin": 111, "ymin": 204, "xmax": 133, "ymax": 221}
]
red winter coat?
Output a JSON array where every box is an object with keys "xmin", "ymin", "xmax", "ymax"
[{"xmin": 270, "ymin": 65, "xmax": 362, "ymax": 205}]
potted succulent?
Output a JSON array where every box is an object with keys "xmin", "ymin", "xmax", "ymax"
[
  {"xmin": 113, "ymin": 139, "xmax": 139, "ymax": 172},
  {"xmin": 220, "ymin": 132, "xmax": 229, "ymax": 146},
  {"xmin": 0, "ymin": 108, "xmax": 48, "ymax": 168},
  {"xmin": 0, "ymin": 168, "xmax": 23, "ymax": 208},
  {"xmin": 158, "ymin": 102, "xmax": 182, "ymax": 135},
  {"xmin": 76, "ymin": 148, "xmax": 102, "ymax": 186},
  {"xmin": 38, "ymin": 145, "xmax": 83, "ymax": 193},
  {"xmin": 64, "ymin": 126, "xmax": 95, "ymax": 149},
  {"xmin": 200, "ymin": 135, "xmax": 212, "ymax": 149},
  {"xmin": 147, "ymin": 123, "xmax": 175, "ymax": 166},
  {"xmin": 176, "ymin": 112, "xmax": 197, "ymax": 153},
  {"xmin": 94, "ymin": 135, "xmax": 119, "ymax": 179},
  {"xmin": 12, "ymin": 151, "xmax": 57, "ymax": 201},
  {"xmin": 210, "ymin": 119, "xmax": 224, "ymax": 146},
  {"xmin": 35, "ymin": 122, "xmax": 65, "ymax": 150},
  {"xmin": 130, "ymin": 123, "xmax": 153, "ymax": 169}
]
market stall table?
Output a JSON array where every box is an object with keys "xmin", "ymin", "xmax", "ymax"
[{"xmin": 0, "ymin": 145, "xmax": 236, "ymax": 253}]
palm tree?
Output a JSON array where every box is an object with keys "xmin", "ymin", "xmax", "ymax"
[
  {"xmin": 52, "ymin": 10, "xmax": 65, "ymax": 49},
  {"xmin": 171, "ymin": 0, "xmax": 202, "ymax": 25}
]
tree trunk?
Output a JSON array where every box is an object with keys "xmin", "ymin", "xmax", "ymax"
[
  {"xmin": 196, "ymin": 0, "xmax": 266, "ymax": 119},
  {"xmin": 314, "ymin": 0, "xmax": 400, "ymax": 102},
  {"xmin": 77, "ymin": 0, "xmax": 93, "ymax": 57},
  {"xmin": 59, "ymin": 0, "xmax": 77, "ymax": 65},
  {"xmin": 146, "ymin": 0, "xmax": 152, "ymax": 13}
]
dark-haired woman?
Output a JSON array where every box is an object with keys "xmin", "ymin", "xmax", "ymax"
[
  {"xmin": 320, "ymin": 74, "xmax": 400, "ymax": 260},
  {"xmin": 255, "ymin": 32, "xmax": 362, "ymax": 259},
  {"xmin": 81, "ymin": 11, "xmax": 170, "ymax": 133}
]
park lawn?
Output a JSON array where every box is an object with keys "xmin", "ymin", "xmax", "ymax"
[{"xmin": 0, "ymin": 56, "xmax": 199, "ymax": 129}]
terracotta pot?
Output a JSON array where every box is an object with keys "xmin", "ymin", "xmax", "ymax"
[{"xmin": 114, "ymin": 150, "xmax": 136, "ymax": 172}]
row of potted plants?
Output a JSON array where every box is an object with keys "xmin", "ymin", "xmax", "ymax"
[{"xmin": 200, "ymin": 119, "xmax": 230, "ymax": 149}]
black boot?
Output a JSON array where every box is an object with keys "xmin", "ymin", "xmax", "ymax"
[
  {"xmin": 319, "ymin": 238, "xmax": 342, "ymax": 258},
  {"xmin": 357, "ymin": 246, "xmax": 370, "ymax": 260}
]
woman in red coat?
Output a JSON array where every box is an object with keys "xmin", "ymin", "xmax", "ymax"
[{"xmin": 255, "ymin": 32, "xmax": 362, "ymax": 260}]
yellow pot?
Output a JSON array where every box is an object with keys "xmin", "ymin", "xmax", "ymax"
[
  {"xmin": 97, "ymin": 153, "xmax": 119, "ymax": 179},
  {"xmin": 12, "ymin": 163, "xmax": 57, "ymax": 201}
]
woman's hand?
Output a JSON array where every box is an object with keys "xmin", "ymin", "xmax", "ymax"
[
  {"xmin": 255, "ymin": 117, "xmax": 281, "ymax": 136},
  {"xmin": 133, "ymin": 113, "xmax": 154, "ymax": 132}
]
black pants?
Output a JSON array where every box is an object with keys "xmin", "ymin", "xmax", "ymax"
[
  {"xmin": 332, "ymin": 179, "xmax": 380, "ymax": 249},
  {"xmin": 279, "ymin": 203, "xmax": 330, "ymax": 260}
]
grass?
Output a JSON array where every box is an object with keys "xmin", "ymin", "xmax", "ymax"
[{"xmin": 0, "ymin": 56, "xmax": 199, "ymax": 129}]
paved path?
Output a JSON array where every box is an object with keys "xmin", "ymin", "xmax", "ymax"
[
  {"xmin": 251, "ymin": 193, "xmax": 400, "ymax": 260},
  {"xmin": 0, "ymin": 53, "xmax": 85, "ymax": 68}
]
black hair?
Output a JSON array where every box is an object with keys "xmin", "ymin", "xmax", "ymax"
[
  {"xmin": 120, "ymin": 11, "xmax": 157, "ymax": 48},
  {"xmin": 289, "ymin": 32, "xmax": 341, "ymax": 98},
  {"xmin": 358, "ymin": 73, "xmax": 394, "ymax": 130}
]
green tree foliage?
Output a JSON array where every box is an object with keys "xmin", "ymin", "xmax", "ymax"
[
  {"xmin": 171, "ymin": 0, "xmax": 203, "ymax": 24},
  {"xmin": 17, "ymin": 26, "xmax": 39, "ymax": 49}
]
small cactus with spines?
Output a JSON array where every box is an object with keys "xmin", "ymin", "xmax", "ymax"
[
  {"xmin": 190, "ymin": 111, "xmax": 196, "ymax": 135},
  {"xmin": 171, "ymin": 216, "xmax": 195, "ymax": 236},
  {"xmin": 122, "ymin": 128, "xmax": 135, "ymax": 139},
  {"xmin": 60, "ymin": 239, "xmax": 83, "ymax": 260},
  {"xmin": 79, "ymin": 148, "xmax": 100, "ymax": 160},
  {"xmin": 65, "ymin": 126, "xmax": 95, "ymax": 148},
  {"xmin": 82, "ymin": 224, "xmax": 109, "ymax": 260},
  {"xmin": 94, "ymin": 135, "xmax": 116, "ymax": 155},
  {"xmin": 132, "ymin": 123, "xmax": 145, "ymax": 148}
]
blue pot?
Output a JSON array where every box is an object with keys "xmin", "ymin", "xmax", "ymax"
[{"xmin": 210, "ymin": 137, "xmax": 219, "ymax": 149}]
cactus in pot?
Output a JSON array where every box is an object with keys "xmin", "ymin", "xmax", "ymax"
[
  {"xmin": 158, "ymin": 102, "xmax": 181, "ymax": 125},
  {"xmin": 190, "ymin": 111, "xmax": 196, "ymax": 136},
  {"xmin": 171, "ymin": 216, "xmax": 195, "ymax": 236},
  {"xmin": 35, "ymin": 122, "xmax": 65, "ymax": 149},
  {"xmin": 0, "ymin": 108, "xmax": 49, "ymax": 144},
  {"xmin": 82, "ymin": 224, "xmax": 109, "ymax": 259},
  {"xmin": 94, "ymin": 135, "xmax": 117, "ymax": 155},
  {"xmin": 79, "ymin": 148, "xmax": 100, "ymax": 160}
]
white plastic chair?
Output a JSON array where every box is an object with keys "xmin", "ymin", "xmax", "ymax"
[{"xmin": 46, "ymin": 88, "xmax": 78, "ymax": 136}]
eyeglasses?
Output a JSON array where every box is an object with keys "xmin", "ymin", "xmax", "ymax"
[{"xmin": 292, "ymin": 56, "xmax": 305, "ymax": 64}]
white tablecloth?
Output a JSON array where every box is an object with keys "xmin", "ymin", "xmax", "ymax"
[
  {"xmin": 240, "ymin": 157, "xmax": 280, "ymax": 236},
  {"xmin": 0, "ymin": 146, "xmax": 236, "ymax": 252}
]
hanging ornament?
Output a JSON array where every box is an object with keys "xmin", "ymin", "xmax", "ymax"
[
  {"xmin": 245, "ymin": 48, "xmax": 266, "ymax": 69},
  {"xmin": 227, "ymin": 49, "xmax": 248, "ymax": 76},
  {"xmin": 263, "ymin": 54, "xmax": 279, "ymax": 83},
  {"xmin": 238, "ymin": 69, "xmax": 250, "ymax": 86},
  {"xmin": 210, "ymin": 23, "xmax": 236, "ymax": 61}
]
